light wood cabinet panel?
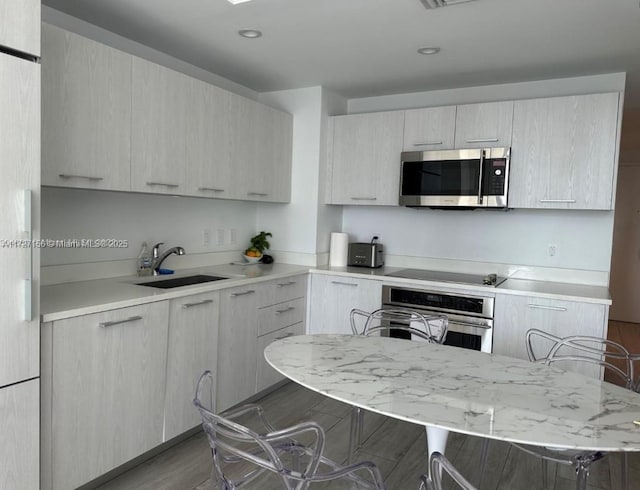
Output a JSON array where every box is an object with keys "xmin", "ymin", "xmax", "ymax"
[
  {"xmin": 493, "ymin": 294, "xmax": 607, "ymax": 378},
  {"xmin": 256, "ymin": 322, "xmax": 305, "ymax": 392},
  {"xmin": 0, "ymin": 52, "xmax": 39, "ymax": 387},
  {"xmin": 0, "ymin": 379, "xmax": 39, "ymax": 490},
  {"xmin": 165, "ymin": 292, "xmax": 219, "ymax": 441},
  {"xmin": 0, "ymin": 0, "xmax": 39, "ymax": 56},
  {"xmin": 454, "ymin": 100, "xmax": 513, "ymax": 149},
  {"xmin": 308, "ymin": 275, "xmax": 382, "ymax": 334},
  {"xmin": 327, "ymin": 111, "xmax": 405, "ymax": 205},
  {"xmin": 217, "ymin": 284, "xmax": 261, "ymax": 412},
  {"xmin": 509, "ymin": 93, "xmax": 620, "ymax": 210},
  {"xmin": 403, "ymin": 106, "xmax": 456, "ymax": 151},
  {"xmin": 49, "ymin": 302, "xmax": 169, "ymax": 490},
  {"xmin": 258, "ymin": 297, "xmax": 305, "ymax": 337},
  {"xmin": 231, "ymin": 95, "xmax": 293, "ymax": 202},
  {"xmin": 257, "ymin": 274, "xmax": 307, "ymax": 309},
  {"xmin": 42, "ymin": 24, "xmax": 132, "ymax": 191},
  {"xmin": 131, "ymin": 58, "xmax": 189, "ymax": 195},
  {"xmin": 185, "ymin": 80, "xmax": 236, "ymax": 199}
]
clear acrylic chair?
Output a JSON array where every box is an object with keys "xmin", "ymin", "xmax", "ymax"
[
  {"xmin": 193, "ymin": 370, "xmax": 386, "ymax": 490},
  {"xmin": 511, "ymin": 328, "xmax": 636, "ymax": 490},
  {"xmin": 419, "ymin": 452, "xmax": 478, "ymax": 490},
  {"xmin": 348, "ymin": 308, "xmax": 448, "ymax": 462}
]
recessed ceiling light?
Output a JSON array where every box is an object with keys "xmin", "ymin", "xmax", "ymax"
[
  {"xmin": 238, "ymin": 29, "xmax": 262, "ymax": 38},
  {"xmin": 227, "ymin": 0, "xmax": 253, "ymax": 4},
  {"xmin": 417, "ymin": 47, "xmax": 441, "ymax": 55},
  {"xmin": 420, "ymin": 0, "xmax": 477, "ymax": 8}
]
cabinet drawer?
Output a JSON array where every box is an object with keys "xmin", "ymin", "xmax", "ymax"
[
  {"xmin": 256, "ymin": 322, "xmax": 305, "ymax": 391},
  {"xmin": 258, "ymin": 275, "xmax": 307, "ymax": 308},
  {"xmin": 258, "ymin": 298, "xmax": 305, "ymax": 336}
]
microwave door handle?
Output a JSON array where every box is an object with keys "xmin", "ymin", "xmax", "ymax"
[{"xmin": 477, "ymin": 150, "xmax": 485, "ymax": 205}]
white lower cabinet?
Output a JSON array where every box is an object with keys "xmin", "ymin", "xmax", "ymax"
[
  {"xmin": 217, "ymin": 284, "xmax": 261, "ymax": 412},
  {"xmin": 307, "ymin": 274, "xmax": 382, "ymax": 334},
  {"xmin": 493, "ymin": 293, "xmax": 608, "ymax": 378},
  {"xmin": 164, "ymin": 291, "xmax": 219, "ymax": 441},
  {"xmin": 44, "ymin": 302, "xmax": 170, "ymax": 490},
  {"xmin": 0, "ymin": 379, "xmax": 39, "ymax": 490}
]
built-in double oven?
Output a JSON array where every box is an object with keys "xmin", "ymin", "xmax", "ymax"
[{"xmin": 381, "ymin": 285, "xmax": 494, "ymax": 353}]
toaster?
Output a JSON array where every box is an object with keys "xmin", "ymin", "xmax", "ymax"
[{"xmin": 348, "ymin": 238, "xmax": 384, "ymax": 268}]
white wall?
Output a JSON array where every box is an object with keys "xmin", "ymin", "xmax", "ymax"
[{"xmin": 41, "ymin": 187, "xmax": 256, "ymax": 266}]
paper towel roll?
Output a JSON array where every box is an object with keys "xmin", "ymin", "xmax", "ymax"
[{"xmin": 329, "ymin": 232, "xmax": 349, "ymax": 267}]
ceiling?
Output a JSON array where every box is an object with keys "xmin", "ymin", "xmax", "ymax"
[{"xmin": 42, "ymin": 0, "xmax": 640, "ymax": 108}]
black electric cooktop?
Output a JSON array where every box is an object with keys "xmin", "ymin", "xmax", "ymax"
[{"xmin": 384, "ymin": 268, "xmax": 506, "ymax": 287}]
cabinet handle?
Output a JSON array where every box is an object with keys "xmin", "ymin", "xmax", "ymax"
[
  {"xmin": 182, "ymin": 299, "xmax": 214, "ymax": 309},
  {"xmin": 99, "ymin": 315, "xmax": 143, "ymax": 328},
  {"xmin": 230, "ymin": 290, "xmax": 255, "ymax": 297},
  {"xmin": 275, "ymin": 332, "xmax": 296, "ymax": 340},
  {"xmin": 539, "ymin": 199, "xmax": 576, "ymax": 204},
  {"xmin": 146, "ymin": 181, "xmax": 179, "ymax": 188},
  {"xmin": 59, "ymin": 174, "xmax": 104, "ymax": 181},
  {"xmin": 247, "ymin": 192, "xmax": 268, "ymax": 197},
  {"xmin": 527, "ymin": 304, "xmax": 568, "ymax": 312},
  {"xmin": 413, "ymin": 141, "xmax": 443, "ymax": 146},
  {"xmin": 275, "ymin": 306, "xmax": 295, "ymax": 315},
  {"xmin": 23, "ymin": 190, "xmax": 33, "ymax": 321},
  {"xmin": 276, "ymin": 281, "xmax": 297, "ymax": 288},
  {"xmin": 198, "ymin": 187, "xmax": 225, "ymax": 192},
  {"xmin": 350, "ymin": 197, "xmax": 377, "ymax": 201},
  {"xmin": 331, "ymin": 281, "xmax": 358, "ymax": 287},
  {"xmin": 465, "ymin": 138, "xmax": 499, "ymax": 143}
]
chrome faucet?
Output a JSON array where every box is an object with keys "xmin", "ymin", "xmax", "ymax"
[{"xmin": 151, "ymin": 242, "xmax": 185, "ymax": 275}]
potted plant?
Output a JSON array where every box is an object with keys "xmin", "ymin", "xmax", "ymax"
[{"xmin": 244, "ymin": 231, "xmax": 273, "ymax": 263}]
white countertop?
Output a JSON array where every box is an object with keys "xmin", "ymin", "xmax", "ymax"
[
  {"xmin": 40, "ymin": 263, "xmax": 309, "ymax": 322},
  {"xmin": 265, "ymin": 334, "xmax": 640, "ymax": 452},
  {"xmin": 41, "ymin": 263, "xmax": 611, "ymax": 322}
]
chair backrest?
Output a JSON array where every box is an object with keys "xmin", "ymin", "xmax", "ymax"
[
  {"xmin": 193, "ymin": 371, "xmax": 304, "ymax": 489},
  {"xmin": 525, "ymin": 329, "xmax": 635, "ymax": 389},
  {"xmin": 420, "ymin": 452, "xmax": 478, "ymax": 490},
  {"xmin": 350, "ymin": 307, "xmax": 448, "ymax": 344}
]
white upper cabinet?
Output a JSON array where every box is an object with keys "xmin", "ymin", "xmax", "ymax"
[
  {"xmin": 131, "ymin": 58, "xmax": 190, "ymax": 195},
  {"xmin": 231, "ymin": 95, "xmax": 293, "ymax": 203},
  {"xmin": 509, "ymin": 93, "xmax": 620, "ymax": 210},
  {"xmin": 42, "ymin": 25, "xmax": 132, "ymax": 191},
  {"xmin": 327, "ymin": 111, "xmax": 405, "ymax": 205},
  {"xmin": 185, "ymin": 79, "xmax": 235, "ymax": 199},
  {"xmin": 0, "ymin": 0, "xmax": 39, "ymax": 56},
  {"xmin": 454, "ymin": 101, "xmax": 514, "ymax": 149},
  {"xmin": 403, "ymin": 106, "xmax": 456, "ymax": 151}
]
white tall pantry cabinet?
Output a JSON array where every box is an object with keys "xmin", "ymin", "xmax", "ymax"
[{"xmin": 0, "ymin": 2, "xmax": 40, "ymax": 489}]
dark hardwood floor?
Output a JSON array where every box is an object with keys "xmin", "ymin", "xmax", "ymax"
[{"xmin": 95, "ymin": 380, "xmax": 640, "ymax": 490}]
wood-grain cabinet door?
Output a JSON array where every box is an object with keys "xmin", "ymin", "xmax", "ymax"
[
  {"xmin": 403, "ymin": 106, "xmax": 456, "ymax": 151},
  {"xmin": 50, "ymin": 302, "xmax": 169, "ymax": 490},
  {"xmin": 493, "ymin": 293, "xmax": 607, "ymax": 378},
  {"xmin": 328, "ymin": 111, "xmax": 405, "ymax": 205},
  {"xmin": 0, "ymin": 0, "xmax": 39, "ymax": 56},
  {"xmin": 217, "ymin": 285, "xmax": 260, "ymax": 412},
  {"xmin": 131, "ymin": 58, "xmax": 189, "ymax": 195},
  {"xmin": 308, "ymin": 275, "xmax": 382, "ymax": 334},
  {"xmin": 509, "ymin": 93, "xmax": 620, "ymax": 210},
  {"xmin": 454, "ymin": 100, "xmax": 513, "ymax": 149},
  {"xmin": 165, "ymin": 292, "xmax": 219, "ymax": 441},
  {"xmin": 42, "ymin": 24, "xmax": 132, "ymax": 191}
]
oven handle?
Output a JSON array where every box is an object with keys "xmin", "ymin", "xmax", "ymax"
[
  {"xmin": 450, "ymin": 320, "xmax": 492, "ymax": 330},
  {"xmin": 477, "ymin": 149, "xmax": 485, "ymax": 205}
]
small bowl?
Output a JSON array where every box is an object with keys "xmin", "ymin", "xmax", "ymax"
[{"xmin": 243, "ymin": 254, "xmax": 262, "ymax": 264}]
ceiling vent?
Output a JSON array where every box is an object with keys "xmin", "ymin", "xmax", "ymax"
[{"xmin": 420, "ymin": 0, "xmax": 477, "ymax": 8}]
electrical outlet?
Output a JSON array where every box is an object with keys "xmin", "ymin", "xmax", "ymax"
[
  {"xmin": 548, "ymin": 244, "xmax": 558, "ymax": 257},
  {"xmin": 203, "ymin": 228, "xmax": 211, "ymax": 247},
  {"xmin": 216, "ymin": 229, "xmax": 225, "ymax": 246},
  {"xmin": 228, "ymin": 228, "xmax": 237, "ymax": 245}
]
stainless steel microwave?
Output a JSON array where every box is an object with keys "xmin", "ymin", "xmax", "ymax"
[{"xmin": 399, "ymin": 147, "xmax": 510, "ymax": 208}]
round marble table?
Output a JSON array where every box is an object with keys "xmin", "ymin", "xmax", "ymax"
[{"xmin": 264, "ymin": 334, "xmax": 640, "ymax": 456}]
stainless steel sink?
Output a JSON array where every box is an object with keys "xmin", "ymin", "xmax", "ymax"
[{"xmin": 137, "ymin": 274, "xmax": 229, "ymax": 289}]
